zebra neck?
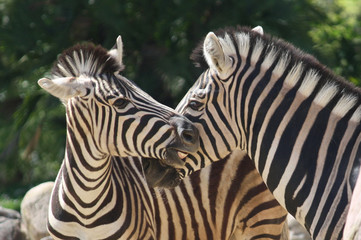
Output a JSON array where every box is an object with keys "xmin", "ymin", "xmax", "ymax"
[
  {"xmin": 62, "ymin": 134, "xmax": 112, "ymax": 202},
  {"xmin": 65, "ymin": 124, "xmax": 109, "ymax": 170},
  {"xmin": 236, "ymin": 61, "xmax": 361, "ymax": 238},
  {"xmin": 49, "ymin": 153, "xmax": 156, "ymax": 238}
]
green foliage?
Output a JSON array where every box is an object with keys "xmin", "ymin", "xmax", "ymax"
[
  {"xmin": 0, "ymin": 0, "xmax": 360, "ymax": 200},
  {"xmin": 309, "ymin": 0, "xmax": 361, "ymax": 83},
  {"xmin": 0, "ymin": 197, "xmax": 22, "ymax": 212}
]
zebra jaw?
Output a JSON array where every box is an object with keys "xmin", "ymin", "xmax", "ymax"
[{"xmin": 142, "ymin": 158, "xmax": 182, "ymax": 188}]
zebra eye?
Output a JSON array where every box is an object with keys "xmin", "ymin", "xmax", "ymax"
[
  {"xmin": 188, "ymin": 100, "xmax": 203, "ymax": 111},
  {"xmin": 113, "ymin": 98, "xmax": 129, "ymax": 109},
  {"xmin": 230, "ymin": 56, "xmax": 235, "ymax": 67}
]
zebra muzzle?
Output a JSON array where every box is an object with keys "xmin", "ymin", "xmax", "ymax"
[{"xmin": 169, "ymin": 115, "xmax": 200, "ymax": 152}]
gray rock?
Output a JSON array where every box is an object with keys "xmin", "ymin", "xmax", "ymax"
[
  {"xmin": 0, "ymin": 207, "xmax": 20, "ymax": 219},
  {"xmin": 0, "ymin": 207, "xmax": 26, "ymax": 240},
  {"xmin": 288, "ymin": 214, "xmax": 312, "ymax": 240},
  {"xmin": 21, "ymin": 182, "xmax": 54, "ymax": 240}
]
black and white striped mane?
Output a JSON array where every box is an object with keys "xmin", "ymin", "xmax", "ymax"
[
  {"xmin": 190, "ymin": 26, "xmax": 361, "ymax": 101},
  {"xmin": 52, "ymin": 43, "xmax": 124, "ymax": 78}
]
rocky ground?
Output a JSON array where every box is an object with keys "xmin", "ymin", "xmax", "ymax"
[{"xmin": 0, "ymin": 182, "xmax": 53, "ymax": 240}]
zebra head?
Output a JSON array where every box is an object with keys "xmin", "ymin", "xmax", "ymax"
[
  {"xmin": 172, "ymin": 26, "xmax": 265, "ymax": 178},
  {"xmin": 38, "ymin": 36, "xmax": 199, "ymax": 169}
]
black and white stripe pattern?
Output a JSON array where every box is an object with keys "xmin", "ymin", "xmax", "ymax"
[
  {"xmin": 152, "ymin": 150, "xmax": 288, "ymax": 239},
  {"xmin": 38, "ymin": 37, "xmax": 200, "ymax": 239},
  {"xmin": 50, "ymin": 150, "xmax": 288, "ymax": 239},
  {"xmin": 176, "ymin": 26, "xmax": 361, "ymax": 239}
]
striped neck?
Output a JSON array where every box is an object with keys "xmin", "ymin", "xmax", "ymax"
[
  {"xmin": 61, "ymin": 102, "xmax": 111, "ymax": 201},
  {"xmin": 63, "ymin": 129, "xmax": 111, "ymax": 204},
  {"xmin": 49, "ymin": 137, "xmax": 156, "ymax": 239},
  {"xmin": 234, "ymin": 44, "xmax": 361, "ymax": 238},
  {"xmin": 48, "ymin": 106, "xmax": 156, "ymax": 239}
]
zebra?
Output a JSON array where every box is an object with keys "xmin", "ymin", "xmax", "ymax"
[
  {"xmin": 149, "ymin": 149, "xmax": 289, "ymax": 239},
  {"xmin": 38, "ymin": 36, "xmax": 199, "ymax": 239},
  {"xmin": 39, "ymin": 35, "xmax": 288, "ymax": 239},
  {"xmin": 168, "ymin": 26, "xmax": 361, "ymax": 239}
]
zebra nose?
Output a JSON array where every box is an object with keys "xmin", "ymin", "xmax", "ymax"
[
  {"xmin": 170, "ymin": 116, "xmax": 199, "ymax": 151},
  {"xmin": 180, "ymin": 127, "xmax": 199, "ymax": 147}
]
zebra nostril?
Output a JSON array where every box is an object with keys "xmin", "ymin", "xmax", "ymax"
[
  {"xmin": 180, "ymin": 127, "xmax": 199, "ymax": 147},
  {"xmin": 182, "ymin": 131, "xmax": 194, "ymax": 144},
  {"xmin": 169, "ymin": 115, "xmax": 199, "ymax": 149}
]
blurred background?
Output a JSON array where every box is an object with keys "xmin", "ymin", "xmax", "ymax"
[{"xmin": 1, "ymin": 0, "xmax": 361, "ymax": 210}]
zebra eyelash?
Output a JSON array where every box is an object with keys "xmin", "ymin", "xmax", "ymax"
[
  {"xmin": 112, "ymin": 98, "xmax": 130, "ymax": 109},
  {"xmin": 188, "ymin": 100, "xmax": 204, "ymax": 111},
  {"xmin": 106, "ymin": 96, "xmax": 132, "ymax": 109}
]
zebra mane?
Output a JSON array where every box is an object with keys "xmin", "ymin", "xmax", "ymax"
[
  {"xmin": 52, "ymin": 43, "xmax": 124, "ymax": 78},
  {"xmin": 191, "ymin": 26, "xmax": 361, "ymax": 121}
]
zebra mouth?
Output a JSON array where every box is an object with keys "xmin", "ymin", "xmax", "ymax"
[
  {"xmin": 141, "ymin": 148, "xmax": 190, "ymax": 188},
  {"xmin": 163, "ymin": 149, "xmax": 189, "ymax": 168},
  {"xmin": 142, "ymin": 158, "xmax": 182, "ymax": 188}
]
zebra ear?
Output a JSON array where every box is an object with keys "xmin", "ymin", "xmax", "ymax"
[
  {"xmin": 252, "ymin": 26, "xmax": 264, "ymax": 35},
  {"xmin": 203, "ymin": 32, "xmax": 232, "ymax": 75},
  {"xmin": 38, "ymin": 77, "xmax": 89, "ymax": 100},
  {"xmin": 108, "ymin": 35, "xmax": 125, "ymax": 70}
]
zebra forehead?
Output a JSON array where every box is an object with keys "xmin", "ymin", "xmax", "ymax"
[{"xmin": 193, "ymin": 88, "xmax": 209, "ymax": 98}]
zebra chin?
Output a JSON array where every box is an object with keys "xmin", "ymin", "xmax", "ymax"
[{"xmin": 142, "ymin": 158, "xmax": 182, "ymax": 188}]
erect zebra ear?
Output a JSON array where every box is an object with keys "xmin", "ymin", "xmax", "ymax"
[
  {"xmin": 38, "ymin": 77, "xmax": 90, "ymax": 100},
  {"xmin": 252, "ymin": 26, "xmax": 264, "ymax": 35},
  {"xmin": 203, "ymin": 32, "xmax": 232, "ymax": 75},
  {"xmin": 108, "ymin": 35, "xmax": 125, "ymax": 71}
]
